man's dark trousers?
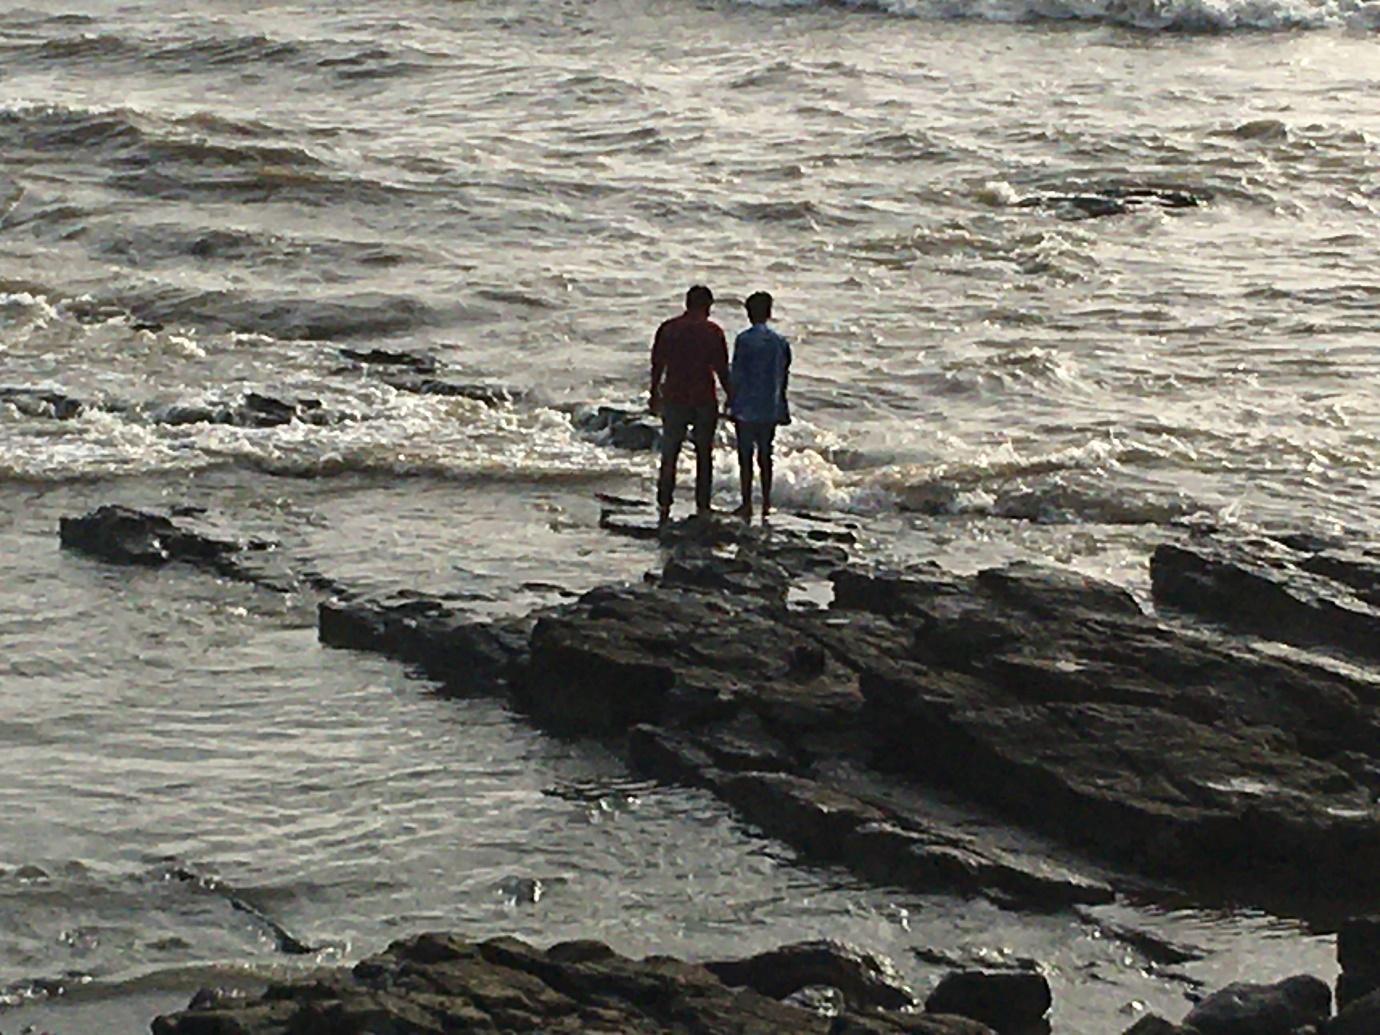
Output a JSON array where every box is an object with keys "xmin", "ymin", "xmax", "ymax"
[{"xmin": 658, "ymin": 403, "xmax": 717, "ymax": 513}]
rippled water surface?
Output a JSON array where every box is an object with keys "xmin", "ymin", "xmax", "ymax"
[{"xmin": 2, "ymin": 0, "xmax": 1376, "ymax": 1029}]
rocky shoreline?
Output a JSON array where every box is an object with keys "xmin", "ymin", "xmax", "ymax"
[{"xmin": 56, "ymin": 499, "xmax": 1380, "ymax": 1032}]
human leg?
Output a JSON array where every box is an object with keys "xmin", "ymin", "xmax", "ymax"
[
  {"xmin": 734, "ymin": 421, "xmax": 754, "ymax": 519},
  {"xmin": 759, "ymin": 423, "xmax": 777, "ymax": 517},
  {"xmin": 657, "ymin": 405, "xmax": 692, "ymax": 521},
  {"xmin": 690, "ymin": 405, "xmax": 718, "ymax": 514}
]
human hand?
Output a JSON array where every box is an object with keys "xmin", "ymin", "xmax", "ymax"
[{"xmin": 648, "ymin": 392, "xmax": 661, "ymax": 416}]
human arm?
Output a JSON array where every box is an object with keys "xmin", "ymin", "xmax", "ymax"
[
  {"xmin": 649, "ymin": 326, "xmax": 665, "ymax": 415},
  {"xmin": 714, "ymin": 327, "xmax": 732, "ymax": 413},
  {"xmin": 779, "ymin": 338, "xmax": 792, "ymax": 425}
]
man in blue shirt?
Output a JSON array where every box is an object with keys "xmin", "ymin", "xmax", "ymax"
[{"xmin": 729, "ymin": 291, "xmax": 791, "ymax": 521}]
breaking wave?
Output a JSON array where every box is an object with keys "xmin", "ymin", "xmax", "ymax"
[{"xmin": 734, "ymin": 0, "xmax": 1380, "ymax": 30}]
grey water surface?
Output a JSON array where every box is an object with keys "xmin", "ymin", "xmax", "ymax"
[{"xmin": 2, "ymin": 0, "xmax": 1374, "ymax": 1029}]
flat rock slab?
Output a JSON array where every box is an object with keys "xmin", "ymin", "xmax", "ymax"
[
  {"xmin": 151, "ymin": 932, "xmax": 996, "ymax": 1035},
  {"xmin": 1152, "ymin": 538, "xmax": 1380, "ymax": 662}
]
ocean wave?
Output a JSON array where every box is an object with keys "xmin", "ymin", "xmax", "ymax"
[
  {"xmin": 733, "ymin": 0, "xmax": 1371, "ymax": 31},
  {"xmin": 936, "ymin": 345, "xmax": 1090, "ymax": 395},
  {"xmin": 0, "ymin": 102, "xmax": 415, "ymax": 209}
]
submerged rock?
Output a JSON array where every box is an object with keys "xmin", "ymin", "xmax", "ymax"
[
  {"xmin": 378, "ymin": 370, "xmax": 522, "ymax": 406},
  {"xmin": 152, "ymin": 391, "xmax": 340, "ymax": 428},
  {"xmin": 59, "ymin": 504, "xmax": 249, "ymax": 569},
  {"xmin": 0, "ymin": 385, "xmax": 84, "ymax": 420},
  {"xmin": 574, "ymin": 404, "xmax": 662, "ymax": 451},
  {"xmin": 1013, "ymin": 184, "xmax": 1207, "ymax": 220},
  {"xmin": 339, "ymin": 345, "xmax": 437, "ymax": 372}
]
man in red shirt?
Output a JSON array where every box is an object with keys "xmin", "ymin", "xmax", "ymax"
[{"xmin": 649, "ymin": 284, "xmax": 732, "ymax": 523}]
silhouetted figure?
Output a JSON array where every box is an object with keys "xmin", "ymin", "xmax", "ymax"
[
  {"xmin": 649, "ymin": 285, "xmax": 732, "ymax": 523},
  {"xmin": 729, "ymin": 291, "xmax": 791, "ymax": 522}
]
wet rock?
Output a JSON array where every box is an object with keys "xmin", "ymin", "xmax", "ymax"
[
  {"xmin": 153, "ymin": 931, "xmax": 860, "ymax": 1034},
  {"xmin": 339, "ymin": 346, "xmax": 437, "ymax": 372},
  {"xmin": 599, "ymin": 508, "xmax": 855, "ymax": 559},
  {"xmin": 1121, "ymin": 1017, "xmax": 1189, "ymax": 1035},
  {"xmin": 153, "ymin": 391, "xmax": 338, "ymax": 428},
  {"xmin": 379, "ymin": 371, "xmax": 521, "ymax": 405},
  {"xmin": 318, "ymin": 595, "xmax": 530, "ymax": 692},
  {"xmin": 1327, "ymin": 986, "xmax": 1380, "ymax": 1035},
  {"xmin": 705, "ymin": 940, "xmax": 914, "ymax": 1011},
  {"xmin": 1151, "ymin": 539, "xmax": 1380, "ymax": 663},
  {"xmin": 846, "ymin": 821, "xmax": 1112, "ymax": 909},
  {"xmin": 1336, "ymin": 915, "xmax": 1380, "ymax": 1007},
  {"xmin": 60, "ymin": 505, "xmax": 245, "ymax": 569},
  {"xmin": 1182, "ymin": 974, "xmax": 1331, "ymax": 1035},
  {"xmin": 840, "ymin": 559, "xmax": 1380, "ymax": 896},
  {"xmin": 187, "ymin": 986, "xmax": 250, "ymax": 1010},
  {"xmin": 166, "ymin": 865, "xmax": 317, "ymax": 955},
  {"xmin": 575, "ymin": 404, "xmax": 661, "ymax": 451},
  {"xmin": 924, "ymin": 969, "xmax": 1052, "ymax": 1033},
  {"xmin": 830, "ymin": 1016, "xmax": 997, "ymax": 1034},
  {"xmin": 717, "ymin": 771, "xmax": 888, "ymax": 860},
  {"xmin": 0, "ymin": 386, "xmax": 84, "ymax": 420},
  {"xmin": 660, "ymin": 545, "xmax": 792, "ymax": 601},
  {"xmin": 1013, "ymin": 184, "xmax": 1206, "ymax": 220}
]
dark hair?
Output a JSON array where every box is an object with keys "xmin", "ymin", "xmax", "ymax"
[
  {"xmin": 745, "ymin": 290, "xmax": 773, "ymax": 323},
  {"xmin": 685, "ymin": 284, "xmax": 714, "ymax": 310}
]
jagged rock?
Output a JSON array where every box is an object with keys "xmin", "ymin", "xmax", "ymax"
[
  {"xmin": 1182, "ymin": 974, "xmax": 1331, "ymax": 1035},
  {"xmin": 153, "ymin": 391, "xmax": 338, "ymax": 428},
  {"xmin": 1014, "ymin": 184, "xmax": 1206, "ymax": 219},
  {"xmin": 1337, "ymin": 916, "xmax": 1380, "ymax": 976},
  {"xmin": 1121, "ymin": 1016, "xmax": 1189, "ymax": 1035},
  {"xmin": 924, "ymin": 969, "xmax": 1052, "ymax": 1032},
  {"xmin": 1337, "ymin": 915, "xmax": 1380, "ymax": 1007},
  {"xmin": 704, "ymin": 940, "xmax": 914, "ymax": 1011},
  {"xmin": 318, "ymin": 595, "xmax": 530, "ymax": 692},
  {"xmin": 0, "ymin": 385, "xmax": 84, "ymax": 419},
  {"xmin": 575, "ymin": 405, "xmax": 662, "ymax": 451},
  {"xmin": 660, "ymin": 546, "xmax": 792, "ymax": 600},
  {"xmin": 1327, "ymin": 986, "xmax": 1380, "ymax": 1034},
  {"xmin": 59, "ymin": 505, "xmax": 247, "ymax": 568},
  {"xmin": 339, "ymin": 346, "xmax": 437, "ymax": 372},
  {"xmin": 153, "ymin": 931, "xmax": 924, "ymax": 1034},
  {"xmin": 839, "ymin": 560, "xmax": 1380, "ymax": 896},
  {"xmin": 1151, "ymin": 539, "xmax": 1380, "ymax": 663},
  {"xmin": 379, "ymin": 371, "xmax": 521, "ymax": 405},
  {"xmin": 831, "ymin": 1017, "xmax": 997, "ymax": 1035},
  {"xmin": 598, "ymin": 509, "xmax": 855, "ymax": 560},
  {"xmin": 845, "ymin": 821, "xmax": 1112, "ymax": 909}
]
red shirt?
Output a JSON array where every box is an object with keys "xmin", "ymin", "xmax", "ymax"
[{"xmin": 650, "ymin": 311, "xmax": 730, "ymax": 408}]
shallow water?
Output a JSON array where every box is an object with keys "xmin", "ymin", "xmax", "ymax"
[{"xmin": 3, "ymin": 0, "xmax": 1376, "ymax": 1028}]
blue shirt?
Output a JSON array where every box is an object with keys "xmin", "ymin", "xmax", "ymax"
[{"xmin": 730, "ymin": 323, "xmax": 791, "ymax": 425}]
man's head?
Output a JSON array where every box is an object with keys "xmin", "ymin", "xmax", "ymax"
[
  {"xmin": 685, "ymin": 284, "xmax": 714, "ymax": 314},
  {"xmin": 745, "ymin": 291, "xmax": 773, "ymax": 325}
]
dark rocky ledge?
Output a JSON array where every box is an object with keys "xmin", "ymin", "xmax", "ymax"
[
  {"xmin": 148, "ymin": 927, "xmax": 1380, "ymax": 1035},
  {"xmin": 56, "ymin": 506, "xmax": 1380, "ymax": 1031},
  {"xmin": 149, "ymin": 931, "xmax": 1002, "ymax": 1035},
  {"xmin": 58, "ymin": 506, "xmax": 1380, "ymax": 909}
]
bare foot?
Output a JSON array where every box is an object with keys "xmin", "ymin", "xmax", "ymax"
[
  {"xmin": 732, "ymin": 503, "xmax": 752, "ymax": 522},
  {"xmin": 657, "ymin": 506, "xmax": 670, "ymax": 526}
]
